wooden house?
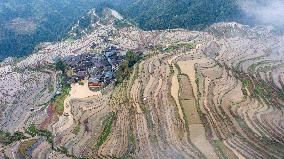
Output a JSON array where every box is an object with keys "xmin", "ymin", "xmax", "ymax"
[{"xmin": 88, "ymin": 77, "xmax": 103, "ymax": 90}]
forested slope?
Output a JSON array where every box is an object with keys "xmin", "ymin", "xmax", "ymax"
[
  {"xmin": 98, "ymin": 0, "xmax": 248, "ymax": 30},
  {"xmin": 0, "ymin": 0, "xmax": 99, "ymax": 60}
]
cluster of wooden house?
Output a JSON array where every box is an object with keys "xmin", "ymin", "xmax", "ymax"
[{"xmin": 63, "ymin": 46, "xmax": 123, "ymax": 90}]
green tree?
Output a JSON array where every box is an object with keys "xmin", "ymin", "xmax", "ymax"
[
  {"xmin": 55, "ymin": 60, "xmax": 67, "ymax": 74},
  {"xmin": 115, "ymin": 60, "xmax": 130, "ymax": 84},
  {"xmin": 126, "ymin": 51, "xmax": 140, "ymax": 67}
]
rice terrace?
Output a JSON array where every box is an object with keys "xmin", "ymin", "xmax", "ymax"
[{"xmin": 0, "ymin": 1, "xmax": 284, "ymax": 159}]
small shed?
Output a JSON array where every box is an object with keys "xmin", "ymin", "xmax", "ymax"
[{"xmin": 88, "ymin": 78, "xmax": 102, "ymax": 89}]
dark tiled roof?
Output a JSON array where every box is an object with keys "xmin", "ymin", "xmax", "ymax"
[
  {"xmin": 77, "ymin": 71, "xmax": 87, "ymax": 77},
  {"xmin": 89, "ymin": 78, "xmax": 100, "ymax": 83}
]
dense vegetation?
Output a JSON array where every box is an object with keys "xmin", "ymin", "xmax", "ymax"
[
  {"xmin": 97, "ymin": 0, "xmax": 249, "ymax": 30},
  {"xmin": 55, "ymin": 60, "xmax": 67, "ymax": 74},
  {"xmin": 96, "ymin": 112, "xmax": 116, "ymax": 148},
  {"xmin": 0, "ymin": 0, "xmax": 99, "ymax": 60},
  {"xmin": 26, "ymin": 124, "xmax": 53, "ymax": 143},
  {"xmin": 0, "ymin": 130, "xmax": 28, "ymax": 145},
  {"xmin": 115, "ymin": 51, "xmax": 141, "ymax": 84},
  {"xmin": 53, "ymin": 60, "xmax": 71, "ymax": 115}
]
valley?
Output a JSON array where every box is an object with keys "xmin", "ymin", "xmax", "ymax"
[{"xmin": 0, "ymin": 9, "xmax": 284, "ymax": 159}]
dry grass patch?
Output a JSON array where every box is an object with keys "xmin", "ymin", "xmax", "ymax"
[
  {"xmin": 180, "ymin": 100, "xmax": 201, "ymax": 125},
  {"xmin": 178, "ymin": 75, "xmax": 192, "ymax": 100},
  {"xmin": 178, "ymin": 74, "xmax": 201, "ymax": 124}
]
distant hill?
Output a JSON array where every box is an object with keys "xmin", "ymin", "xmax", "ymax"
[
  {"xmin": 96, "ymin": 0, "xmax": 250, "ymax": 30},
  {"xmin": 0, "ymin": 0, "xmax": 99, "ymax": 60},
  {"xmin": 0, "ymin": 0, "xmax": 259, "ymax": 61}
]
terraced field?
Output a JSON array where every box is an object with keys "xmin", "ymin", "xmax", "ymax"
[
  {"xmin": 87, "ymin": 32, "xmax": 284, "ymax": 158},
  {"xmin": 0, "ymin": 11, "xmax": 284, "ymax": 159}
]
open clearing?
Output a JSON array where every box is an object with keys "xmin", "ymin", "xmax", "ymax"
[{"xmin": 53, "ymin": 80, "xmax": 101, "ymax": 132}]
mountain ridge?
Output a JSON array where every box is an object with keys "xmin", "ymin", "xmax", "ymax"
[{"xmin": 0, "ymin": 0, "xmax": 258, "ymax": 61}]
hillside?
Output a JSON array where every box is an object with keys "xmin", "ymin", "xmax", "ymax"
[
  {"xmin": 0, "ymin": 9, "xmax": 284, "ymax": 159},
  {"xmin": 0, "ymin": 0, "xmax": 100, "ymax": 60},
  {"xmin": 97, "ymin": 0, "xmax": 248, "ymax": 30},
  {"xmin": 0, "ymin": 0, "xmax": 253, "ymax": 61}
]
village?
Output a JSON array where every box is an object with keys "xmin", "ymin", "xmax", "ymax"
[
  {"xmin": 0, "ymin": 8, "xmax": 284, "ymax": 158},
  {"xmin": 60, "ymin": 45, "xmax": 132, "ymax": 92}
]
